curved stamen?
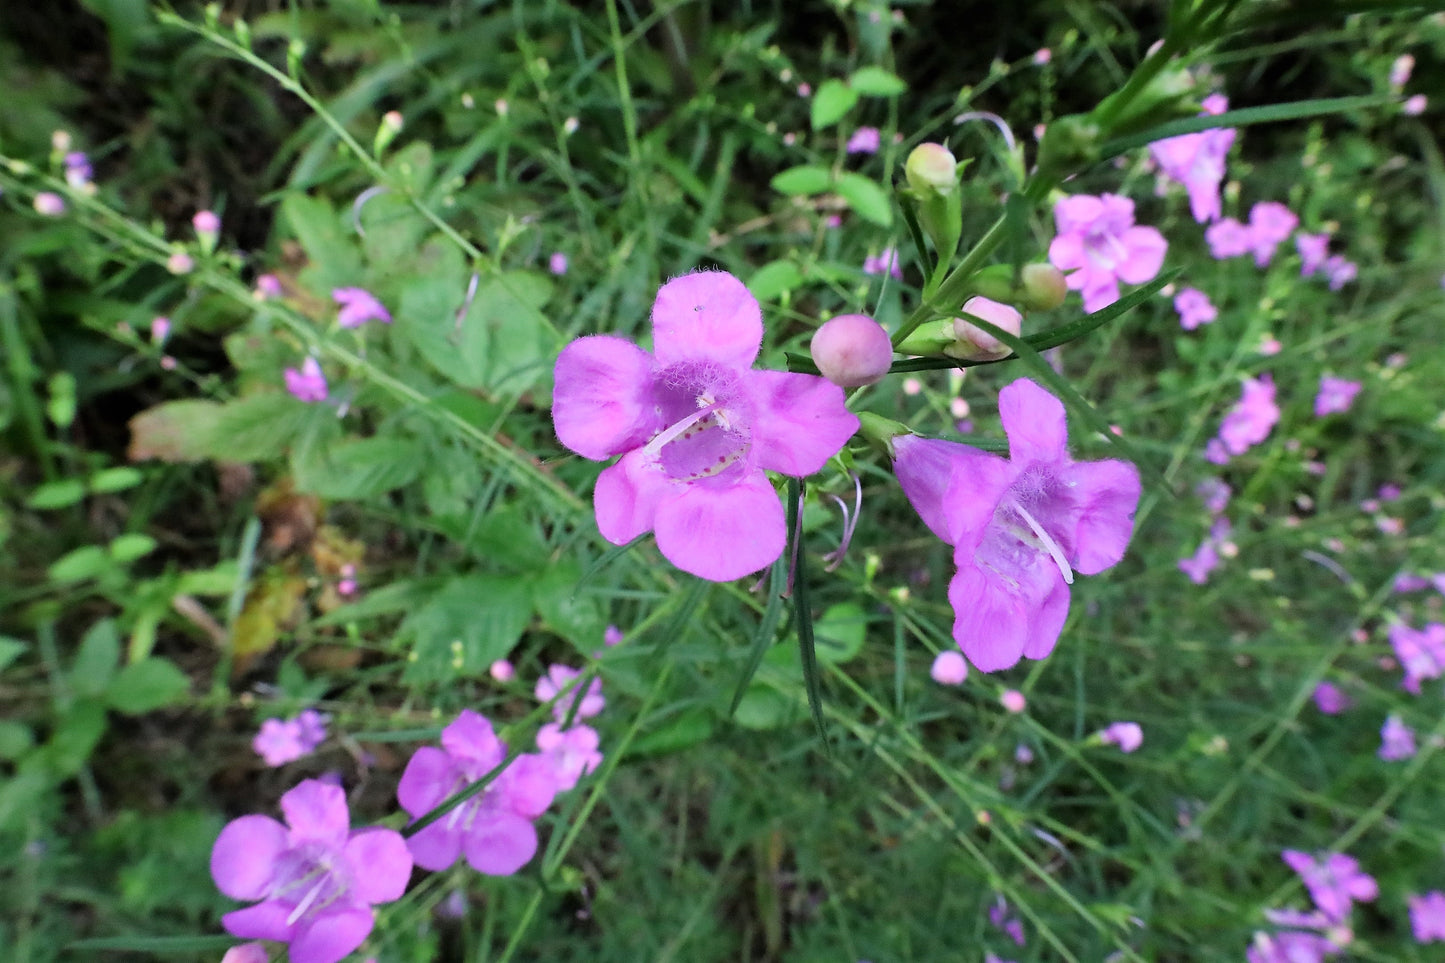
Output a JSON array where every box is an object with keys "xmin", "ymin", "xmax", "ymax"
[
  {"xmin": 823, "ymin": 473, "xmax": 863, "ymax": 572},
  {"xmin": 640, "ymin": 402, "xmax": 722, "ymax": 463},
  {"xmin": 1012, "ymin": 502, "xmax": 1074, "ymax": 585},
  {"xmin": 286, "ymin": 873, "xmax": 330, "ymax": 926}
]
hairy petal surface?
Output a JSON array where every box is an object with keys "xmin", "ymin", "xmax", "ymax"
[
  {"xmin": 651, "ymin": 271, "xmax": 763, "ymax": 369},
  {"xmin": 653, "ymin": 474, "xmax": 786, "ymax": 581},
  {"xmin": 552, "ymin": 336, "xmax": 660, "ymax": 460}
]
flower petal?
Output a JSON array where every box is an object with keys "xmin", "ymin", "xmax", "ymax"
[
  {"xmin": 397, "ymin": 747, "xmax": 454, "ymax": 817},
  {"xmin": 594, "ymin": 450, "xmax": 666, "ymax": 545},
  {"xmin": 1116, "ymin": 226, "xmax": 1167, "ymax": 284},
  {"xmin": 461, "ymin": 812, "xmax": 538, "ymax": 876},
  {"xmin": 651, "ymin": 271, "xmax": 762, "ymax": 369},
  {"xmin": 343, "ymin": 829, "xmax": 413, "ymax": 904},
  {"xmin": 552, "ymin": 336, "xmax": 660, "ymax": 460},
  {"xmin": 1065, "ymin": 459, "xmax": 1141, "ymax": 575},
  {"xmin": 653, "ymin": 473, "xmax": 786, "ymax": 581},
  {"xmin": 498, "ymin": 754, "xmax": 559, "ymax": 819},
  {"xmin": 404, "ymin": 819, "xmax": 463, "ymax": 872},
  {"xmin": 1022, "ymin": 573, "xmax": 1071, "ymax": 660},
  {"xmin": 745, "ymin": 370, "xmax": 859, "ymax": 476},
  {"xmin": 893, "ymin": 436, "xmax": 963, "ymax": 545},
  {"xmin": 289, "ymin": 908, "xmax": 374, "ymax": 963},
  {"xmin": 440, "ymin": 709, "xmax": 505, "ymax": 769},
  {"xmin": 940, "ymin": 448, "xmax": 1016, "ymax": 550},
  {"xmin": 222, "ymin": 901, "xmax": 295, "ymax": 942},
  {"xmin": 999, "ymin": 379, "xmax": 1069, "ymax": 466},
  {"xmin": 947, "ymin": 563, "xmax": 1029, "ymax": 672},
  {"xmin": 279, "ymin": 780, "xmax": 350, "ymax": 846},
  {"xmin": 211, "ymin": 816, "xmax": 287, "ymax": 900},
  {"xmin": 1046, "ymin": 232, "xmax": 1084, "ymax": 271}
]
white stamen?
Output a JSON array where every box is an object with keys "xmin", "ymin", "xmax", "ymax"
[
  {"xmin": 286, "ymin": 875, "xmax": 328, "ymax": 926},
  {"xmin": 641, "ymin": 403, "xmax": 721, "ymax": 462},
  {"xmin": 1013, "ymin": 502, "xmax": 1074, "ymax": 585}
]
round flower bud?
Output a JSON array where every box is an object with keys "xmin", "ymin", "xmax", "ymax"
[
  {"xmin": 811, "ymin": 313, "xmax": 893, "ymax": 387},
  {"xmin": 946, "ymin": 296, "xmax": 1022, "ymax": 361},
  {"xmin": 1020, "ymin": 263, "xmax": 1067, "ymax": 310},
  {"xmin": 905, "ymin": 142, "xmax": 958, "ymax": 195}
]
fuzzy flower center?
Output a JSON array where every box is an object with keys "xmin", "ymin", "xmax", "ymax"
[
  {"xmin": 271, "ymin": 841, "xmax": 352, "ymax": 925},
  {"xmin": 643, "ymin": 361, "xmax": 751, "ymax": 482},
  {"xmin": 979, "ymin": 472, "xmax": 1075, "ymax": 588}
]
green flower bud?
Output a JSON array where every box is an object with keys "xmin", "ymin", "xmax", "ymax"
[{"xmin": 905, "ymin": 143, "xmax": 959, "ymax": 196}]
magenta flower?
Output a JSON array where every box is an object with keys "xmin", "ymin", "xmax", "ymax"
[
  {"xmin": 1047, "ymin": 194, "xmax": 1167, "ymax": 313},
  {"xmin": 1204, "ymin": 217, "xmax": 1251, "ymax": 260},
  {"xmin": 1099, "ymin": 721, "xmax": 1143, "ymax": 752},
  {"xmin": 1246, "ymin": 930, "xmax": 1343, "ymax": 963},
  {"xmin": 1173, "ymin": 287, "xmax": 1218, "ymax": 330},
  {"xmin": 988, "ymin": 896, "xmax": 1026, "ymax": 946},
  {"xmin": 535, "ymin": 722, "xmax": 602, "ymax": 791},
  {"xmin": 210, "ymin": 780, "xmax": 412, "ymax": 963},
  {"xmin": 1391, "ymin": 54, "xmax": 1416, "ymax": 90},
  {"xmin": 845, "ymin": 126, "xmax": 882, "ymax": 154},
  {"xmin": 397, "ymin": 710, "xmax": 557, "ymax": 876},
  {"xmin": 1216, "ymin": 374, "xmax": 1279, "ymax": 457},
  {"xmin": 1247, "ymin": 202, "xmax": 1298, "ymax": 267},
  {"xmin": 863, "ymin": 247, "xmax": 904, "ymax": 279},
  {"xmin": 1389, "ymin": 622, "xmax": 1445, "ymax": 694},
  {"xmin": 893, "ymin": 379, "xmax": 1141, "ymax": 671},
  {"xmin": 285, "ymin": 357, "xmax": 329, "ymax": 403},
  {"xmin": 332, "ymin": 287, "xmax": 392, "ymax": 328},
  {"xmin": 1379, "ymin": 713, "xmax": 1417, "ymax": 760},
  {"xmin": 1311, "ymin": 682, "xmax": 1351, "ymax": 715},
  {"xmin": 1178, "ymin": 537, "xmax": 1220, "ymax": 584},
  {"xmin": 929, "ymin": 650, "xmax": 969, "ymax": 685},
  {"xmin": 1148, "ymin": 97, "xmax": 1236, "ymax": 223},
  {"xmin": 1314, "ymin": 376, "xmax": 1361, "ymax": 417},
  {"xmin": 1282, "ymin": 850, "xmax": 1378, "ymax": 922},
  {"xmin": 1409, "ymin": 891, "xmax": 1445, "ymax": 943},
  {"xmin": 253, "ymin": 710, "xmax": 328, "ymax": 767},
  {"xmin": 1296, "ymin": 233, "xmax": 1330, "ymax": 277},
  {"xmin": 1196, "ymin": 477, "xmax": 1231, "ymax": 515},
  {"xmin": 551, "ymin": 270, "xmax": 859, "ymax": 581},
  {"xmin": 535, "ymin": 664, "xmax": 605, "ymax": 722},
  {"xmin": 1323, "ymin": 256, "xmax": 1357, "ymax": 291},
  {"xmin": 548, "ymin": 252, "xmax": 569, "ymax": 276}
]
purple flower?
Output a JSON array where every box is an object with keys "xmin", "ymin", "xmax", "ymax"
[
  {"xmin": 1099, "ymin": 721, "xmax": 1143, "ymax": 752},
  {"xmin": 930, "ymin": 650, "xmax": 969, "ymax": 685},
  {"xmin": 845, "ymin": 126, "xmax": 882, "ymax": 155},
  {"xmin": 893, "ymin": 379, "xmax": 1141, "ymax": 671},
  {"xmin": 1281, "ymin": 851, "xmax": 1378, "ymax": 922},
  {"xmin": 1391, "ymin": 54, "xmax": 1416, "ymax": 90},
  {"xmin": 1389, "ymin": 622, "xmax": 1445, "ymax": 694},
  {"xmin": 254, "ymin": 274, "xmax": 284, "ymax": 300},
  {"xmin": 1311, "ymin": 682, "xmax": 1351, "ymax": 715},
  {"xmin": 397, "ymin": 710, "xmax": 558, "ymax": 876},
  {"xmin": 1204, "ymin": 217, "xmax": 1251, "ymax": 260},
  {"xmin": 1313, "ymin": 376, "xmax": 1360, "ymax": 417},
  {"xmin": 1216, "ymin": 374, "xmax": 1279, "ymax": 457},
  {"xmin": 253, "ymin": 711, "xmax": 328, "ymax": 767},
  {"xmin": 210, "ymin": 780, "xmax": 412, "ymax": 963},
  {"xmin": 551, "ymin": 270, "xmax": 859, "ymax": 582},
  {"xmin": 1247, "ymin": 202, "xmax": 1298, "ymax": 267},
  {"xmin": 285, "ymin": 357, "xmax": 329, "ymax": 403},
  {"xmin": 64, "ymin": 151, "xmax": 93, "ymax": 188},
  {"xmin": 1173, "ymin": 287, "xmax": 1218, "ymax": 330},
  {"xmin": 1196, "ymin": 477, "xmax": 1231, "ymax": 515},
  {"xmin": 1409, "ymin": 891, "xmax": 1445, "ymax": 943},
  {"xmin": 332, "ymin": 287, "xmax": 392, "ymax": 328},
  {"xmin": 1323, "ymin": 256, "xmax": 1356, "ymax": 291},
  {"xmin": 1047, "ymin": 193, "xmax": 1167, "ymax": 313},
  {"xmin": 1148, "ymin": 98, "xmax": 1235, "ymax": 223},
  {"xmin": 535, "ymin": 722, "xmax": 602, "ymax": 791},
  {"xmin": 1246, "ymin": 930, "xmax": 1343, "ymax": 963},
  {"xmin": 863, "ymin": 247, "xmax": 904, "ymax": 279},
  {"xmin": 988, "ymin": 895, "xmax": 1026, "ymax": 946},
  {"xmin": 1379, "ymin": 713, "xmax": 1417, "ymax": 761},
  {"xmin": 1296, "ymin": 233, "xmax": 1329, "ymax": 277},
  {"xmin": 535, "ymin": 664, "xmax": 605, "ymax": 722},
  {"xmin": 548, "ymin": 252, "xmax": 569, "ymax": 275},
  {"xmin": 1178, "ymin": 538, "xmax": 1220, "ymax": 584}
]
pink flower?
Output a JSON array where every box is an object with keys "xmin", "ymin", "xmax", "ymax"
[
  {"xmin": 863, "ymin": 247, "xmax": 904, "ymax": 279},
  {"xmin": 254, "ymin": 274, "xmax": 283, "ymax": 300},
  {"xmin": 603, "ymin": 624, "xmax": 624, "ymax": 646},
  {"xmin": 1178, "ymin": 538, "xmax": 1220, "ymax": 584},
  {"xmin": 845, "ymin": 126, "xmax": 882, "ymax": 154},
  {"xmin": 548, "ymin": 252, "xmax": 569, "ymax": 275},
  {"xmin": 1246, "ymin": 930, "xmax": 1343, "ymax": 963},
  {"xmin": 210, "ymin": 780, "xmax": 412, "ymax": 963},
  {"xmin": 284, "ymin": 357, "xmax": 329, "ymax": 403},
  {"xmin": 1000, "ymin": 689, "xmax": 1027, "ymax": 713},
  {"xmin": 332, "ymin": 287, "xmax": 392, "ymax": 328},
  {"xmin": 221, "ymin": 944, "xmax": 269, "ymax": 963},
  {"xmin": 1047, "ymin": 193, "xmax": 1167, "ymax": 313},
  {"xmin": 1216, "ymin": 374, "xmax": 1279, "ymax": 457},
  {"xmin": 1313, "ymin": 376, "xmax": 1361, "ymax": 417},
  {"xmin": 1099, "ymin": 721, "xmax": 1143, "ymax": 752},
  {"xmin": 1390, "ymin": 54, "xmax": 1416, "ymax": 90},
  {"xmin": 810, "ymin": 314, "xmax": 893, "ymax": 387},
  {"xmin": 1389, "ymin": 622, "xmax": 1445, "ymax": 694},
  {"xmin": 1323, "ymin": 256, "xmax": 1356, "ymax": 291},
  {"xmin": 1379, "ymin": 713, "xmax": 1417, "ymax": 760},
  {"xmin": 1311, "ymin": 682, "xmax": 1351, "ymax": 715},
  {"xmin": 1148, "ymin": 98, "xmax": 1236, "ymax": 223},
  {"xmin": 252, "ymin": 711, "xmax": 328, "ymax": 767},
  {"xmin": 488, "ymin": 658, "xmax": 515, "ymax": 682},
  {"xmin": 1403, "ymin": 93, "xmax": 1427, "ymax": 116},
  {"xmin": 151, "ymin": 316, "xmax": 172, "ymax": 345},
  {"xmin": 1295, "ymin": 233, "xmax": 1330, "ymax": 277},
  {"xmin": 1032, "ymin": 48, "xmax": 1052, "ymax": 65},
  {"xmin": 1173, "ymin": 287, "xmax": 1218, "ymax": 330},
  {"xmin": 1247, "ymin": 202, "xmax": 1298, "ymax": 267},
  {"xmin": 551, "ymin": 270, "xmax": 858, "ymax": 581},
  {"xmin": 535, "ymin": 722, "xmax": 602, "ymax": 791},
  {"xmin": 397, "ymin": 710, "xmax": 558, "ymax": 875},
  {"xmin": 894, "ymin": 379, "xmax": 1141, "ymax": 671},
  {"xmin": 1204, "ymin": 217, "xmax": 1252, "ymax": 259},
  {"xmin": 33, "ymin": 191, "xmax": 66, "ymax": 216},
  {"xmin": 193, "ymin": 210, "xmax": 221, "ymax": 235},
  {"xmin": 1409, "ymin": 891, "xmax": 1445, "ymax": 943},
  {"xmin": 1196, "ymin": 477, "xmax": 1231, "ymax": 515},
  {"xmin": 1281, "ymin": 850, "xmax": 1378, "ymax": 922},
  {"xmin": 535, "ymin": 664, "xmax": 605, "ymax": 722},
  {"xmin": 930, "ymin": 650, "xmax": 969, "ymax": 685},
  {"xmin": 952, "ymin": 297, "xmax": 1022, "ymax": 361}
]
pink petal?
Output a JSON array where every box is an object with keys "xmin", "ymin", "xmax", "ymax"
[
  {"xmin": 552, "ymin": 336, "xmax": 661, "ymax": 460},
  {"xmin": 343, "ymin": 829, "xmax": 413, "ymax": 903},
  {"xmin": 894, "ymin": 435, "xmax": 966, "ymax": 545},
  {"xmin": 288, "ymin": 908, "xmax": 375, "ymax": 963},
  {"xmin": 461, "ymin": 812, "xmax": 538, "ymax": 876},
  {"xmin": 404, "ymin": 819, "xmax": 463, "ymax": 872},
  {"xmin": 1066, "ymin": 459, "xmax": 1141, "ymax": 575},
  {"xmin": 211, "ymin": 816, "xmax": 287, "ymax": 900},
  {"xmin": 939, "ymin": 449, "xmax": 1016, "ymax": 550},
  {"xmin": 653, "ymin": 473, "xmax": 786, "ymax": 581},
  {"xmin": 1047, "ymin": 232, "xmax": 1085, "ymax": 271},
  {"xmin": 222, "ymin": 901, "xmax": 295, "ymax": 942},
  {"xmin": 745, "ymin": 370, "xmax": 859, "ymax": 476},
  {"xmin": 594, "ymin": 450, "xmax": 666, "ymax": 545},
  {"xmin": 499, "ymin": 754, "xmax": 559, "ymax": 818},
  {"xmin": 1022, "ymin": 574, "xmax": 1071, "ymax": 660},
  {"xmin": 397, "ymin": 746, "xmax": 454, "ymax": 817},
  {"xmin": 279, "ymin": 780, "xmax": 350, "ymax": 846},
  {"xmin": 999, "ymin": 379, "xmax": 1068, "ymax": 465},
  {"xmin": 441, "ymin": 709, "xmax": 504, "ymax": 768},
  {"xmin": 1116, "ymin": 226, "xmax": 1167, "ymax": 284},
  {"xmin": 948, "ymin": 563, "xmax": 1029, "ymax": 672},
  {"xmin": 1053, "ymin": 195, "xmax": 1104, "ymax": 234},
  {"xmin": 650, "ymin": 271, "xmax": 762, "ymax": 369}
]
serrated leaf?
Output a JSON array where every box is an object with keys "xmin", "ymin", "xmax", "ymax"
[
  {"xmin": 770, "ymin": 165, "xmax": 832, "ymax": 196},
  {"xmin": 849, "ymin": 66, "xmax": 907, "ymax": 96},
  {"xmin": 402, "ymin": 574, "xmax": 534, "ymax": 684},
  {"xmin": 834, "ymin": 172, "xmax": 893, "ymax": 227},
  {"xmin": 106, "ymin": 658, "xmax": 190, "ymax": 715},
  {"xmin": 127, "ymin": 400, "xmax": 223, "ymax": 463},
  {"xmin": 811, "ymin": 79, "xmax": 859, "ymax": 130}
]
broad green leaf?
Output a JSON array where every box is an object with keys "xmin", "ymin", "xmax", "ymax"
[
  {"xmin": 383, "ymin": 140, "xmax": 435, "ymax": 196},
  {"xmin": 71, "ymin": 620, "xmax": 121, "ymax": 696},
  {"xmin": 629, "ymin": 708, "xmax": 715, "ymax": 755},
  {"xmin": 292, "ymin": 435, "xmax": 424, "ymax": 500},
  {"xmin": 0, "ymin": 770, "xmax": 49, "ymax": 832},
  {"xmin": 810, "ymin": 79, "xmax": 859, "ymax": 130},
  {"xmin": 769, "ymin": 165, "xmax": 832, "ymax": 196},
  {"xmin": 849, "ymin": 66, "xmax": 907, "ymax": 96},
  {"xmin": 280, "ymin": 193, "xmax": 363, "ymax": 293},
  {"xmin": 127, "ymin": 399, "xmax": 223, "ymax": 463},
  {"xmin": 747, "ymin": 260, "xmax": 805, "ymax": 302},
  {"xmin": 732, "ymin": 684, "xmax": 800, "ymax": 731},
  {"xmin": 834, "ymin": 172, "xmax": 893, "ymax": 227},
  {"xmin": 210, "ymin": 393, "xmax": 319, "ymax": 462},
  {"xmin": 813, "ymin": 603, "xmax": 869, "ymax": 664},
  {"xmin": 26, "ymin": 478, "xmax": 86, "ymax": 510},
  {"xmin": 402, "ymin": 574, "xmax": 534, "ymax": 684},
  {"xmin": 531, "ymin": 562, "xmax": 606, "ymax": 651},
  {"xmin": 358, "ymin": 192, "xmax": 431, "ymax": 278},
  {"xmin": 108, "ymin": 533, "xmax": 157, "ymax": 564},
  {"xmin": 48, "ymin": 545, "xmax": 112, "ymax": 585},
  {"xmin": 106, "ymin": 658, "xmax": 190, "ymax": 715}
]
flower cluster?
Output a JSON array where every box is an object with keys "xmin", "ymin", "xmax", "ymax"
[{"xmin": 253, "ymin": 709, "xmax": 329, "ymax": 767}]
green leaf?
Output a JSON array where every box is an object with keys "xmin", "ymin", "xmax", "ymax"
[
  {"xmin": 788, "ymin": 478, "xmax": 829, "ymax": 748},
  {"xmin": 0, "ymin": 720, "xmax": 34, "ymax": 760},
  {"xmin": 127, "ymin": 399, "xmax": 223, "ymax": 463},
  {"xmin": 210, "ymin": 393, "xmax": 319, "ymax": 462},
  {"xmin": 402, "ymin": 574, "xmax": 534, "ymax": 684},
  {"xmin": 531, "ymin": 562, "xmax": 607, "ymax": 651},
  {"xmin": 730, "ymin": 554, "xmax": 788, "ymax": 715},
  {"xmin": 813, "ymin": 603, "xmax": 868, "ymax": 664},
  {"xmin": 108, "ymin": 533, "xmax": 157, "ymax": 564},
  {"xmin": 732, "ymin": 684, "xmax": 800, "ymax": 731},
  {"xmin": 769, "ymin": 165, "xmax": 832, "ymax": 196},
  {"xmin": 0, "ymin": 770, "xmax": 49, "ymax": 832},
  {"xmin": 88, "ymin": 466, "xmax": 145, "ymax": 494},
  {"xmin": 26, "ymin": 478, "xmax": 86, "ymax": 510},
  {"xmin": 747, "ymin": 260, "xmax": 806, "ymax": 302},
  {"xmin": 281, "ymin": 193, "xmax": 363, "ymax": 293},
  {"xmin": 628, "ymin": 708, "xmax": 714, "ymax": 755},
  {"xmin": 71, "ymin": 620, "xmax": 121, "ymax": 697},
  {"xmin": 810, "ymin": 79, "xmax": 859, "ymax": 130},
  {"xmin": 834, "ymin": 173, "xmax": 893, "ymax": 227},
  {"xmin": 0, "ymin": 635, "xmax": 25, "ymax": 673},
  {"xmin": 35, "ymin": 701, "xmax": 107, "ymax": 778},
  {"xmin": 292, "ymin": 435, "xmax": 424, "ymax": 500},
  {"xmin": 48, "ymin": 545, "xmax": 113, "ymax": 585},
  {"xmin": 849, "ymin": 66, "xmax": 907, "ymax": 96},
  {"xmin": 106, "ymin": 658, "xmax": 190, "ymax": 715}
]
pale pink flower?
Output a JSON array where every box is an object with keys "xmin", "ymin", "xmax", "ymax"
[
  {"xmin": 1295, "ymin": 233, "xmax": 1330, "ymax": 277},
  {"xmin": 1204, "ymin": 217, "xmax": 1252, "ymax": 260},
  {"xmin": 284, "ymin": 357, "xmax": 328, "ymax": 403},
  {"xmin": 1247, "ymin": 202, "xmax": 1298, "ymax": 267},
  {"xmin": 1403, "ymin": 94, "xmax": 1427, "ymax": 116},
  {"xmin": 930, "ymin": 650, "xmax": 969, "ymax": 685},
  {"xmin": 1047, "ymin": 193, "xmax": 1167, "ymax": 313},
  {"xmin": 1390, "ymin": 54, "xmax": 1416, "ymax": 89},
  {"xmin": 1379, "ymin": 713, "xmax": 1417, "ymax": 760},
  {"xmin": 1409, "ymin": 891, "xmax": 1445, "ymax": 943},
  {"xmin": 548, "ymin": 252, "xmax": 569, "ymax": 275},
  {"xmin": 846, "ymin": 126, "xmax": 882, "ymax": 155},
  {"xmin": 333, "ymin": 287, "xmax": 392, "ymax": 328},
  {"xmin": 1000, "ymin": 690, "xmax": 1027, "ymax": 713},
  {"xmin": 1173, "ymin": 287, "xmax": 1218, "ymax": 330},
  {"xmin": 1216, "ymin": 374, "xmax": 1279, "ymax": 457},
  {"xmin": 1099, "ymin": 721, "xmax": 1143, "ymax": 752},
  {"xmin": 33, "ymin": 192, "xmax": 66, "ymax": 216}
]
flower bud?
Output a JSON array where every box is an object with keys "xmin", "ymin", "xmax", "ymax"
[
  {"xmin": 905, "ymin": 143, "xmax": 958, "ymax": 196},
  {"xmin": 192, "ymin": 210, "xmax": 220, "ymax": 254},
  {"xmin": 946, "ymin": 296, "xmax": 1021, "ymax": 361},
  {"xmin": 1020, "ymin": 263, "xmax": 1067, "ymax": 310},
  {"xmin": 32, "ymin": 192, "xmax": 65, "ymax": 217},
  {"xmin": 810, "ymin": 313, "xmax": 893, "ymax": 387}
]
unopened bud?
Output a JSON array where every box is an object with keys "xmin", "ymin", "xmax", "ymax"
[
  {"xmin": 33, "ymin": 192, "xmax": 65, "ymax": 217},
  {"xmin": 810, "ymin": 314, "xmax": 893, "ymax": 387},
  {"xmin": 905, "ymin": 142, "xmax": 958, "ymax": 195},
  {"xmin": 374, "ymin": 111, "xmax": 404, "ymax": 154},
  {"xmin": 51, "ymin": 130, "xmax": 72, "ymax": 153},
  {"xmin": 947, "ymin": 297, "xmax": 1021, "ymax": 361},
  {"xmin": 1020, "ymin": 263, "xmax": 1067, "ymax": 310}
]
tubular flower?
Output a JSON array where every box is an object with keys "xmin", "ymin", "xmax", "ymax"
[
  {"xmin": 893, "ymin": 379, "xmax": 1141, "ymax": 671},
  {"xmin": 552, "ymin": 270, "xmax": 859, "ymax": 581},
  {"xmin": 1047, "ymin": 193, "xmax": 1167, "ymax": 314}
]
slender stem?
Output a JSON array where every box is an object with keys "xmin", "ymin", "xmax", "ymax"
[{"xmin": 890, "ymin": 213, "xmax": 1010, "ymax": 348}]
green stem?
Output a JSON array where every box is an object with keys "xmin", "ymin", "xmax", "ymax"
[{"xmin": 890, "ymin": 213, "xmax": 1010, "ymax": 348}]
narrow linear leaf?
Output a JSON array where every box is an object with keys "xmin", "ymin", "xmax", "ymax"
[
  {"xmin": 1099, "ymin": 95, "xmax": 1395, "ymax": 159},
  {"xmin": 67, "ymin": 936, "xmax": 240, "ymax": 953},
  {"xmin": 788, "ymin": 478, "xmax": 829, "ymax": 751},
  {"xmin": 729, "ymin": 554, "xmax": 789, "ymax": 716},
  {"xmin": 576, "ymin": 532, "xmax": 651, "ymax": 592}
]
